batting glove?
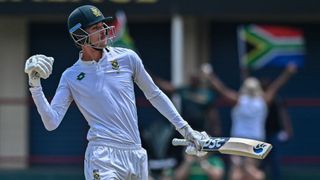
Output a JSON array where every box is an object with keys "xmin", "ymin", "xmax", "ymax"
[
  {"xmin": 24, "ymin": 54, "xmax": 54, "ymax": 87},
  {"xmin": 177, "ymin": 124, "xmax": 209, "ymax": 157}
]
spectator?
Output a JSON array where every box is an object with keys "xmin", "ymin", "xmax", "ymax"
[
  {"xmin": 201, "ymin": 63, "xmax": 297, "ymax": 180},
  {"xmin": 260, "ymin": 78, "xmax": 294, "ymax": 180},
  {"xmin": 153, "ymin": 72, "xmax": 224, "ymax": 176},
  {"xmin": 154, "ymin": 73, "xmax": 222, "ymax": 137},
  {"xmin": 174, "ymin": 153, "xmax": 225, "ymax": 180}
]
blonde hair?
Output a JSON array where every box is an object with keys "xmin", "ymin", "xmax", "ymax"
[{"xmin": 239, "ymin": 77, "xmax": 263, "ymax": 97}]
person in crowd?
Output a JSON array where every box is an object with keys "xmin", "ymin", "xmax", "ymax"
[
  {"xmin": 173, "ymin": 152, "xmax": 225, "ymax": 180},
  {"xmin": 201, "ymin": 63, "xmax": 297, "ymax": 180},
  {"xmin": 260, "ymin": 78, "xmax": 294, "ymax": 180},
  {"xmin": 152, "ymin": 70, "xmax": 225, "ymax": 177},
  {"xmin": 153, "ymin": 73, "xmax": 222, "ymax": 137}
]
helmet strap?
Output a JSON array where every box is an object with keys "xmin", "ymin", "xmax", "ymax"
[{"xmin": 71, "ymin": 23, "xmax": 115, "ymax": 50}]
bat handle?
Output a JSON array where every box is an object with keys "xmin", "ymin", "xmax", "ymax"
[{"xmin": 172, "ymin": 138, "xmax": 189, "ymax": 146}]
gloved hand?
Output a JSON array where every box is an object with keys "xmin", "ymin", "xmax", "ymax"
[
  {"xmin": 24, "ymin": 54, "xmax": 54, "ymax": 87},
  {"xmin": 177, "ymin": 124, "xmax": 209, "ymax": 157},
  {"xmin": 201, "ymin": 63, "xmax": 213, "ymax": 75},
  {"xmin": 277, "ymin": 130, "xmax": 290, "ymax": 142}
]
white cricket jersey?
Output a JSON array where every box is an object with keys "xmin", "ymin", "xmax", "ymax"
[
  {"xmin": 231, "ymin": 94, "xmax": 268, "ymax": 141},
  {"xmin": 30, "ymin": 47, "xmax": 187, "ymax": 148}
]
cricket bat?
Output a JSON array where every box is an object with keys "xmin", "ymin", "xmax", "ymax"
[{"xmin": 172, "ymin": 137, "xmax": 272, "ymax": 159}]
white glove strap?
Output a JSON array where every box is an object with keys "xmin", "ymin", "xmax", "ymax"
[
  {"xmin": 177, "ymin": 124, "xmax": 194, "ymax": 141},
  {"xmin": 178, "ymin": 125, "xmax": 210, "ymax": 157},
  {"xmin": 177, "ymin": 124, "xmax": 203, "ymax": 149},
  {"xmin": 28, "ymin": 71, "xmax": 41, "ymax": 87}
]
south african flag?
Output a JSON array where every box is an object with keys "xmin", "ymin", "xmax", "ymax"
[
  {"xmin": 237, "ymin": 25, "xmax": 305, "ymax": 69},
  {"xmin": 109, "ymin": 11, "xmax": 136, "ymax": 50}
]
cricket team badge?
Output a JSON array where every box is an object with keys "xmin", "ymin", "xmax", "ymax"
[
  {"xmin": 93, "ymin": 169, "xmax": 100, "ymax": 180},
  {"xmin": 91, "ymin": 7, "xmax": 102, "ymax": 17},
  {"xmin": 111, "ymin": 60, "xmax": 120, "ymax": 72}
]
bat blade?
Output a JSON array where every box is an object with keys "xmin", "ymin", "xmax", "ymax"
[{"xmin": 172, "ymin": 137, "xmax": 272, "ymax": 159}]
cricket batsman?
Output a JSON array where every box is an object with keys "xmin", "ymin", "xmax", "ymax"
[{"xmin": 24, "ymin": 5, "xmax": 208, "ymax": 180}]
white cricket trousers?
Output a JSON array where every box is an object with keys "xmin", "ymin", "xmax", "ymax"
[{"xmin": 84, "ymin": 142, "xmax": 148, "ymax": 180}]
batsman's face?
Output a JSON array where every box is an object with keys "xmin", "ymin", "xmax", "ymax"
[{"xmin": 86, "ymin": 22, "xmax": 107, "ymax": 48}]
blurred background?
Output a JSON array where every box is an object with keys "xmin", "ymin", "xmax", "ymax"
[{"xmin": 0, "ymin": 0, "xmax": 320, "ymax": 179}]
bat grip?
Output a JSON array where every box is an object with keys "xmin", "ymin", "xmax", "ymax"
[{"xmin": 172, "ymin": 138, "xmax": 189, "ymax": 146}]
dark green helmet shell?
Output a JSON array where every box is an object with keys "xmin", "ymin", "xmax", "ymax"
[{"xmin": 68, "ymin": 5, "xmax": 112, "ymax": 33}]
